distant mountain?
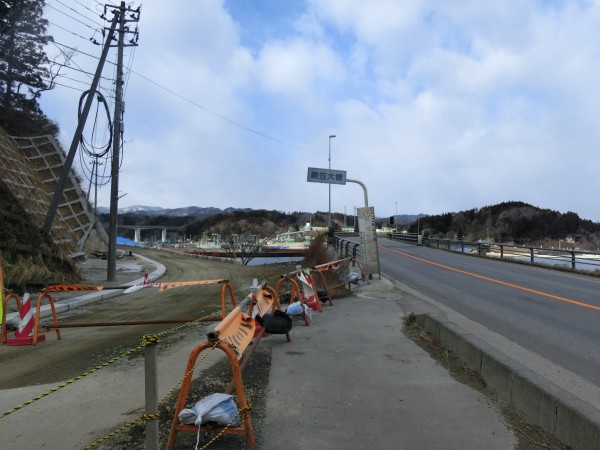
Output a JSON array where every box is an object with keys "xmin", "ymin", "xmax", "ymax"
[
  {"xmin": 96, "ymin": 205, "xmax": 252, "ymax": 216},
  {"xmin": 121, "ymin": 205, "xmax": 163, "ymax": 214},
  {"xmin": 96, "ymin": 205, "xmax": 157, "ymax": 214},
  {"xmin": 391, "ymin": 214, "xmax": 427, "ymax": 225}
]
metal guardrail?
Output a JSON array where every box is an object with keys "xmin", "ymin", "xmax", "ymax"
[
  {"xmin": 332, "ymin": 233, "xmax": 364, "ymax": 261},
  {"xmin": 387, "ymin": 231, "xmax": 600, "ymax": 272}
]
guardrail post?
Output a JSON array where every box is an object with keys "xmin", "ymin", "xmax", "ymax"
[
  {"xmin": 145, "ymin": 336, "xmax": 159, "ymax": 450},
  {"xmin": 500, "ymin": 245, "xmax": 504, "ymax": 259},
  {"xmin": 571, "ymin": 251, "xmax": 576, "ymax": 270},
  {"xmin": 530, "ymin": 247, "xmax": 534, "ymax": 264}
]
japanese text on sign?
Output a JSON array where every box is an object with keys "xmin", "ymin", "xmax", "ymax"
[{"xmin": 306, "ymin": 167, "xmax": 347, "ymax": 185}]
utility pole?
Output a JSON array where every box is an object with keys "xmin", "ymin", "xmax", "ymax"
[
  {"xmin": 328, "ymin": 135, "xmax": 336, "ymax": 228},
  {"xmin": 107, "ymin": 2, "xmax": 140, "ymax": 281}
]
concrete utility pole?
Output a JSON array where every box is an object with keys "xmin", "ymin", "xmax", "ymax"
[{"xmin": 107, "ymin": 2, "xmax": 140, "ymax": 281}]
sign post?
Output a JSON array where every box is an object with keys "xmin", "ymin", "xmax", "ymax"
[
  {"xmin": 307, "ymin": 168, "xmax": 380, "ymax": 279},
  {"xmin": 357, "ymin": 206, "xmax": 380, "ymax": 279}
]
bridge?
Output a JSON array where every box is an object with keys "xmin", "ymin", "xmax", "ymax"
[
  {"xmin": 333, "ymin": 232, "xmax": 600, "ymax": 449},
  {"xmin": 116, "ymin": 224, "xmax": 180, "ymax": 243}
]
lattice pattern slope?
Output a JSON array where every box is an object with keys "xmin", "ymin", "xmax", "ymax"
[{"xmin": 0, "ymin": 128, "xmax": 106, "ymax": 258}]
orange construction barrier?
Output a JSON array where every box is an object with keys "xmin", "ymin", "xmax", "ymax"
[
  {"xmin": 167, "ymin": 284, "xmax": 289, "ymax": 449},
  {"xmin": 2, "ymin": 291, "xmax": 60, "ymax": 346},
  {"xmin": 167, "ymin": 339, "xmax": 255, "ymax": 450},
  {"xmin": 44, "ymin": 278, "xmax": 237, "ymax": 322},
  {"xmin": 275, "ymin": 269, "xmax": 312, "ymax": 325},
  {"xmin": 158, "ymin": 279, "xmax": 236, "ymax": 321},
  {"xmin": 313, "ymin": 257, "xmax": 368, "ymax": 302},
  {"xmin": 6, "ymin": 293, "xmax": 46, "ymax": 345},
  {"xmin": 247, "ymin": 283, "xmax": 291, "ymax": 340}
]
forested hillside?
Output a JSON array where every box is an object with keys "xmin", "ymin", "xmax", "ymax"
[
  {"xmin": 409, "ymin": 201, "xmax": 600, "ymax": 248},
  {"xmin": 104, "ymin": 209, "xmax": 329, "ymax": 242}
]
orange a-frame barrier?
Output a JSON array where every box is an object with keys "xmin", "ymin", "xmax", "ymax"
[
  {"xmin": 295, "ymin": 267, "xmax": 324, "ymax": 312},
  {"xmin": 313, "ymin": 257, "xmax": 368, "ymax": 302},
  {"xmin": 167, "ymin": 284, "xmax": 289, "ymax": 450},
  {"xmin": 157, "ymin": 279, "xmax": 237, "ymax": 321},
  {"xmin": 275, "ymin": 271, "xmax": 312, "ymax": 325},
  {"xmin": 1, "ymin": 291, "xmax": 61, "ymax": 345}
]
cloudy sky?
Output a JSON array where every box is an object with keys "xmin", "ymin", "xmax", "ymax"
[{"xmin": 39, "ymin": 0, "xmax": 600, "ymax": 221}]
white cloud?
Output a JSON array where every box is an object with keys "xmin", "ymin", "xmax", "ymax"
[{"xmin": 36, "ymin": 0, "xmax": 600, "ymax": 221}]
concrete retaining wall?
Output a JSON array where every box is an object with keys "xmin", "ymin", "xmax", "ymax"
[{"xmin": 414, "ymin": 313, "xmax": 600, "ymax": 450}]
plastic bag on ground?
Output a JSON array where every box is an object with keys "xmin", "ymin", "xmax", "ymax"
[
  {"xmin": 178, "ymin": 393, "xmax": 240, "ymax": 427},
  {"xmin": 285, "ymin": 301, "xmax": 312, "ymax": 324},
  {"xmin": 346, "ymin": 271, "xmax": 360, "ymax": 285}
]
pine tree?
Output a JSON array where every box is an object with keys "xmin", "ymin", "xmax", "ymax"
[{"xmin": 0, "ymin": 0, "xmax": 56, "ymax": 135}]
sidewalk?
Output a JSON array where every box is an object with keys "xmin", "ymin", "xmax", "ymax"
[{"xmin": 259, "ymin": 277, "xmax": 516, "ymax": 449}]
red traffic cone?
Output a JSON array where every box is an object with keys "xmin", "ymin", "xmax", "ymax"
[
  {"xmin": 7, "ymin": 293, "xmax": 45, "ymax": 346},
  {"xmin": 143, "ymin": 271, "xmax": 150, "ymax": 286}
]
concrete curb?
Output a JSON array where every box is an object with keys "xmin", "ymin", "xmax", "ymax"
[
  {"xmin": 414, "ymin": 313, "xmax": 600, "ymax": 450},
  {"xmin": 4, "ymin": 252, "xmax": 166, "ymax": 327}
]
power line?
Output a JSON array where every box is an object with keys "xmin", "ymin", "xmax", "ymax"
[
  {"xmin": 53, "ymin": 41, "xmax": 116, "ymax": 66},
  {"xmin": 47, "ymin": 1, "xmax": 101, "ymax": 30},
  {"xmin": 48, "ymin": 19, "xmax": 96, "ymax": 43},
  {"xmin": 44, "ymin": 73, "xmax": 89, "ymax": 86},
  {"xmin": 48, "ymin": 18, "xmax": 321, "ymax": 156},
  {"xmin": 51, "ymin": 60, "xmax": 113, "ymax": 82},
  {"xmin": 69, "ymin": 0, "xmax": 104, "ymax": 17},
  {"xmin": 48, "ymin": 80, "xmax": 86, "ymax": 92},
  {"xmin": 130, "ymin": 69, "xmax": 326, "ymax": 156}
]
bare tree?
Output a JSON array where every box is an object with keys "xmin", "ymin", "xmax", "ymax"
[
  {"xmin": 219, "ymin": 231, "xmax": 270, "ymax": 265},
  {"xmin": 210, "ymin": 221, "xmax": 277, "ymax": 265}
]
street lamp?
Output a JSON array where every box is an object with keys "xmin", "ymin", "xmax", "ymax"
[{"xmin": 328, "ymin": 134, "xmax": 336, "ymax": 228}]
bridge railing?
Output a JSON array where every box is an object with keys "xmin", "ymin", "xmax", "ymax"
[
  {"xmin": 332, "ymin": 233, "xmax": 364, "ymax": 261},
  {"xmin": 387, "ymin": 232, "xmax": 600, "ymax": 272}
]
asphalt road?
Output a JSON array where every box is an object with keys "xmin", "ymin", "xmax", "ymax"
[{"xmin": 376, "ymin": 237, "xmax": 600, "ymax": 409}]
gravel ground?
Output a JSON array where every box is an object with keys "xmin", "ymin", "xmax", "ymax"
[{"xmin": 0, "ymin": 248, "xmax": 301, "ymax": 449}]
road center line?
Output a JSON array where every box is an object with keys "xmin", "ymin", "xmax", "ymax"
[{"xmin": 379, "ymin": 244, "xmax": 600, "ymax": 312}]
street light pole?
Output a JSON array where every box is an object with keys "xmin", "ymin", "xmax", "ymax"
[{"xmin": 328, "ymin": 134, "xmax": 336, "ymax": 228}]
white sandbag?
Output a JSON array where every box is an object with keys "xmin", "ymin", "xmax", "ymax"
[{"xmin": 178, "ymin": 393, "xmax": 240, "ymax": 427}]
